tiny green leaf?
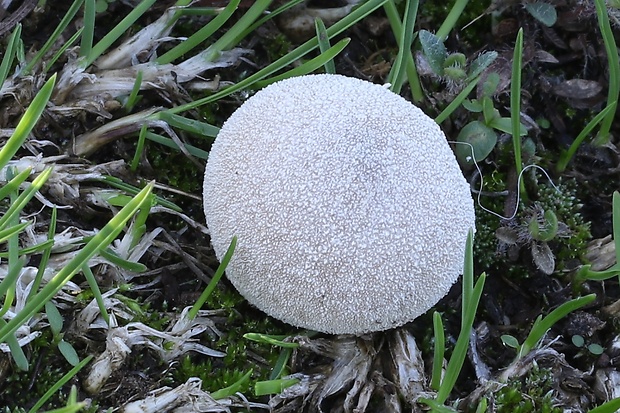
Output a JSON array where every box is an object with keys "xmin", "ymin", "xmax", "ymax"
[
  {"xmin": 468, "ymin": 51, "xmax": 498, "ymax": 81},
  {"xmin": 455, "ymin": 121, "xmax": 498, "ymax": 163},
  {"xmin": 482, "ymin": 96, "xmax": 498, "ymax": 124},
  {"xmin": 571, "ymin": 335, "xmax": 585, "ymax": 347},
  {"xmin": 443, "ymin": 66, "xmax": 467, "ymax": 81},
  {"xmin": 58, "ymin": 339, "xmax": 80, "ymax": 366},
  {"xmin": 488, "ymin": 117, "xmax": 528, "ymax": 136},
  {"xmin": 519, "ymin": 294, "xmax": 596, "ymax": 359},
  {"xmin": 211, "ymin": 369, "xmax": 252, "ymax": 400},
  {"xmin": 588, "ymin": 343, "xmax": 605, "ymax": 355},
  {"xmin": 45, "ymin": 302, "xmax": 64, "ymax": 335},
  {"xmin": 244, "ymin": 333, "xmax": 299, "ymax": 348},
  {"xmin": 482, "ymin": 72, "xmax": 500, "ymax": 97},
  {"xmin": 529, "ymin": 210, "xmax": 558, "ymax": 242},
  {"xmin": 444, "ymin": 52, "xmax": 466, "ymax": 69},
  {"xmin": 462, "ymin": 99, "xmax": 483, "ymax": 113},
  {"xmin": 525, "ymin": 2, "xmax": 558, "ymax": 27},
  {"xmin": 501, "ymin": 334, "xmax": 520, "ymax": 349},
  {"xmin": 419, "ymin": 30, "xmax": 447, "ymax": 75},
  {"xmin": 255, "ymin": 378, "xmax": 300, "ymax": 396}
]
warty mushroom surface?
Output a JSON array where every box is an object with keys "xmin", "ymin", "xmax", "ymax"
[{"xmin": 203, "ymin": 73, "xmax": 475, "ymax": 335}]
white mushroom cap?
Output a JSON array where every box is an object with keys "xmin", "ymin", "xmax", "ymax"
[{"xmin": 203, "ymin": 74, "xmax": 475, "ymax": 335}]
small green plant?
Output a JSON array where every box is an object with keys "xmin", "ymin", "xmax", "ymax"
[
  {"xmin": 455, "ymin": 73, "xmax": 527, "ymax": 164},
  {"xmin": 494, "ymin": 366, "xmax": 562, "ymax": 413},
  {"xmin": 499, "ymin": 294, "xmax": 595, "ymax": 361},
  {"xmin": 475, "ymin": 180, "xmax": 590, "ymax": 277},
  {"xmin": 571, "ymin": 335, "xmax": 605, "ymax": 356},
  {"xmin": 495, "ymin": 204, "xmax": 565, "ymax": 275},
  {"xmin": 418, "ymin": 29, "xmax": 497, "ymax": 93}
]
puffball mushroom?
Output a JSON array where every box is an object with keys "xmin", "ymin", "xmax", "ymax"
[{"xmin": 203, "ymin": 74, "xmax": 475, "ymax": 335}]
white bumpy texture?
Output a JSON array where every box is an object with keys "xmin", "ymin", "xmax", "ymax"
[{"xmin": 203, "ymin": 74, "xmax": 475, "ymax": 335}]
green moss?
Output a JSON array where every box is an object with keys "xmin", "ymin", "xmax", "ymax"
[
  {"xmin": 263, "ymin": 33, "xmax": 294, "ymax": 64},
  {"xmin": 0, "ymin": 332, "xmax": 73, "ymax": 409},
  {"xmin": 534, "ymin": 180, "xmax": 591, "ymax": 265},
  {"xmin": 167, "ymin": 310, "xmax": 292, "ymax": 395},
  {"xmin": 493, "ymin": 366, "xmax": 562, "ymax": 413},
  {"xmin": 169, "ymin": 355, "xmax": 250, "ymax": 393},
  {"xmin": 474, "ymin": 177, "xmax": 591, "ymax": 276},
  {"xmin": 149, "ymin": 145, "xmax": 202, "ymax": 194}
]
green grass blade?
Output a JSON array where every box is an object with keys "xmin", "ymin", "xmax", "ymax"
[
  {"xmin": 387, "ymin": 0, "xmax": 418, "ymax": 94},
  {"xmin": 511, "ymin": 28, "xmax": 524, "ymax": 194},
  {"xmin": 44, "ymin": 28, "xmax": 83, "ymax": 73},
  {"xmin": 555, "ymin": 101, "xmax": 617, "ymax": 173},
  {"xmin": 0, "ymin": 74, "xmax": 56, "ymax": 169},
  {"xmin": 211, "ymin": 369, "xmax": 252, "ymax": 399},
  {"xmin": 269, "ymin": 348, "xmax": 293, "ymax": 379},
  {"xmin": 131, "ymin": 124, "xmax": 148, "ymax": 171},
  {"xmin": 204, "ymin": 0, "xmax": 271, "ymax": 62},
  {"xmin": 437, "ymin": 274, "xmax": 486, "ymax": 403},
  {"xmin": 230, "ymin": 0, "xmax": 304, "ymax": 47},
  {"xmin": 156, "ymin": 0, "xmax": 240, "ymax": 65},
  {"xmin": 579, "ymin": 265, "xmax": 620, "ymax": 281},
  {"xmin": 255, "ymin": 378, "xmax": 300, "ymax": 396},
  {"xmin": 519, "ymin": 294, "xmax": 596, "ymax": 358},
  {"xmin": 124, "ymin": 70, "xmax": 143, "ymax": 112},
  {"xmin": 419, "ymin": 397, "xmax": 459, "ymax": 412},
  {"xmin": 461, "ymin": 230, "xmax": 474, "ymax": 321},
  {"xmin": 99, "ymin": 248, "xmax": 148, "ymax": 272},
  {"xmin": 0, "ymin": 240, "xmax": 55, "ymax": 259},
  {"xmin": 255, "ymin": 38, "xmax": 350, "ymax": 87},
  {"xmin": 172, "ymin": 7, "xmax": 221, "ymax": 17},
  {"xmin": 0, "ymin": 256, "xmax": 26, "ymax": 314},
  {"xmin": 166, "ymin": 0, "xmax": 388, "ymax": 114},
  {"xmin": 0, "ymin": 183, "xmax": 154, "ymax": 343},
  {"xmin": 315, "ymin": 18, "xmax": 335, "ymax": 74},
  {"xmin": 158, "ymin": 112, "xmax": 220, "ymax": 137},
  {"xmin": 436, "ymin": 230, "xmax": 486, "ymax": 403},
  {"xmin": 589, "ymin": 397, "xmax": 620, "ymax": 413},
  {"xmin": 0, "ymin": 168, "xmax": 52, "ymax": 231},
  {"xmin": 431, "ymin": 311, "xmax": 445, "ymax": 391},
  {"xmin": 0, "ymin": 167, "xmax": 32, "ymax": 200},
  {"xmin": 436, "ymin": 0, "xmax": 470, "ymax": 40},
  {"xmin": 145, "ymin": 131, "xmax": 210, "ymax": 160},
  {"xmin": 0, "ymin": 221, "xmax": 31, "ymax": 244},
  {"xmin": 0, "ymin": 24, "xmax": 22, "ymax": 88},
  {"xmin": 22, "ymin": 0, "xmax": 84, "ymax": 75},
  {"xmin": 614, "ymin": 192, "xmax": 620, "ymax": 267},
  {"xmin": 28, "ymin": 208, "xmax": 56, "ymax": 302},
  {"xmin": 0, "ymin": 318, "xmax": 29, "ymax": 371},
  {"xmin": 81, "ymin": 0, "xmax": 96, "ymax": 58},
  {"xmin": 97, "ymin": 175, "xmax": 180, "ymax": 211},
  {"xmin": 244, "ymin": 333, "xmax": 299, "ymax": 348},
  {"xmin": 383, "ymin": 0, "xmax": 423, "ymax": 102},
  {"xmin": 593, "ymin": 0, "xmax": 619, "ymax": 142},
  {"xmin": 81, "ymin": 264, "xmax": 110, "ymax": 326},
  {"xmin": 435, "ymin": 75, "xmax": 479, "ymax": 124},
  {"xmin": 188, "ymin": 236, "xmax": 236, "ymax": 320},
  {"xmin": 27, "ymin": 356, "xmax": 93, "ymax": 413}
]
